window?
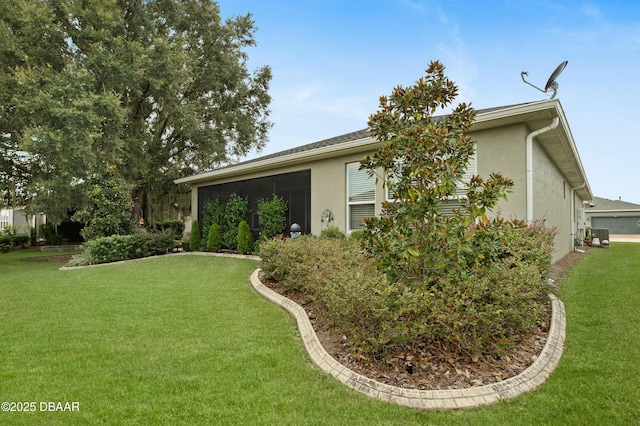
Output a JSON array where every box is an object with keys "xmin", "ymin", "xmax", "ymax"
[
  {"xmin": 385, "ymin": 144, "xmax": 477, "ymax": 201},
  {"xmin": 0, "ymin": 212, "xmax": 9, "ymax": 230},
  {"xmin": 347, "ymin": 162, "xmax": 375, "ymax": 231}
]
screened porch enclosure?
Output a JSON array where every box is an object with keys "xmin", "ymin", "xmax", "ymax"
[{"xmin": 197, "ymin": 169, "xmax": 311, "ymax": 238}]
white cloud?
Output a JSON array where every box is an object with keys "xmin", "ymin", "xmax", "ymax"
[{"xmin": 580, "ymin": 3, "xmax": 602, "ymax": 18}]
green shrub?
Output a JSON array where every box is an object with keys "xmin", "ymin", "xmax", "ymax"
[
  {"xmin": 0, "ymin": 235, "xmax": 12, "ymax": 249},
  {"xmin": 67, "ymin": 249, "xmax": 96, "ymax": 267},
  {"xmin": 41, "ymin": 223, "xmax": 62, "ymax": 245},
  {"xmin": 155, "ymin": 220, "xmax": 185, "ymax": 241},
  {"xmin": 236, "ymin": 220, "xmax": 253, "ymax": 254},
  {"xmin": 319, "ymin": 226, "xmax": 345, "ymax": 239},
  {"xmin": 77, "ymin": 231, "xmax": 175, "ymax": 265},
  {"xmin": 137, "ymin": 231, "xmax": 175, "ymax": 256},
  {"xmin": 189, "ymin": 220, "xmax": 201, "ymax": 251},
  {"xmin": 257, "ymin": 195, "xmax": 288, "ymax": 242},
  {"xmin": 206, "ymin": 223, "xmax": 222, "ymax": 253},
  {"xmin": 12, "ymin": 235, "xmax": 29, "ymax": 247},
  {"xmin": 222, "ymin": 195, "xmax": 249, "ymax": 250},
  {"xmin": 260, "ymin": 236, "xmax": 306, "ymax": 288},
  {"xmin": 73, "ymin": 166, "xmax": 134, "ymax": 241},
  {"xmin": 201, "ymin": 199, "xmax": 224, "ymax": 250},
  {"xmin": 348, "ymin": 229, "xmax": 366, "ymax": 241},
  {"xmin": 0, "ymin": 233, "xmax": 30, "ymax": 251},
  {"xmin": 1, "ymin": 225, "xmax": 16, "ymax": 237},
  {"xmin": 260, "ymin": 225, "xmax": 554, "ymax": 360}
]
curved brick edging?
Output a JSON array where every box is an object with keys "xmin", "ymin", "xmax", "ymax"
[{"xmin": 250, "ymin": 268, "xmax": 566, "ymax": 410}]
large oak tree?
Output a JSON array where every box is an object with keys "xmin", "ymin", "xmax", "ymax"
[{"xmin": 0, "ymin": 0, "xmax": 271, "ymax": 224}]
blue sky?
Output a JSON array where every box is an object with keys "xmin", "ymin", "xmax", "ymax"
[{"xmin": 218, "ymin": 0, "xmax": 640, "ymax": 204}]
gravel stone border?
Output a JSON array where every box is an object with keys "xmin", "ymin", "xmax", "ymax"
[{"xmin": 250, "ymin": 268, "xmax": 566, "ymax": 410}]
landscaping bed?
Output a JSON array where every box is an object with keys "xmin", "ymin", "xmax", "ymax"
[{"xmin": 261, "ymin": 248, "xmax": 588, "ymax": 391}]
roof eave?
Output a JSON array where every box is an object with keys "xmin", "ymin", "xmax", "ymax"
[
  {"xmin": 174, "ymin": 135, "xmax": 379, "ymax": 185},
  {"xmin": 175, "ymin": 99, "xmax": 593, "ymax": 201}
]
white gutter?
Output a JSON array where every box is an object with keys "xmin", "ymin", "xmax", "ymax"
[
  {"xmin": 570, "ymin": 182, "xmax": 587, "ymax": 248},
  {"xmin": 526, "ymin": 117, "xmax": 559, "ymax": 223}
]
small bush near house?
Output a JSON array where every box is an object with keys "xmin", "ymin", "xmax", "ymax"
[
  {"xmin": 319, "ymin": 226, "xmax": 345, "ymax": 240},
  {"xmin": 0, "ymin": 236, "xmax": 10, "ymax": 253},
  {"xmin": 222, "ymin": 195, "xmax": 249, "ymax": 251},
  {"xmin": 70, "ymin": 231, "xmax": 175, "ymax": 265},
  {"xmin": 236, "ymin": 220, "xmax": 253, "ymax": 254},
  {"xmin": 201, "ymin": 199, "xmax": 224, "ymax": 250},
  {"xmin": 206, "ymin": 223, "xmax": 222, "ymax": 253},
  {"xmin": 189, "ymin": 220, "xmax": 202, "ymax": 251},
  {"xmin": 257, "ymin": 195, "xmax": 288, "ymax": 242},
  {"xmin": 12, "ymin": 235, "xmax": 29, "ymax": 247},
  {"xmin": 155, "ymin": 220, "xmax": 185, "ymax": 241},
  {"xmin": 0, "ymin": 229, "xmax": 30, "ymax": 252},
  {"xmin": 348, "ymin": 229, "xmax": 366, "ymax": 241}
]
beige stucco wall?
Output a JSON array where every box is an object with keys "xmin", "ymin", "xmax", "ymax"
[
  {"xmin": 310, "ymin": 152, "xmax": 374, "ymax": 235},
  {"xmin": 532, "ymin": 140, "xmax": 573, "ymax": 261},
  {"xmin": 474, "ymin": 124, "xmax": 528, "ymax": 220},
  {"xmin": 475, "ymin": 123, "xmax": 581, "ymax": 261}
]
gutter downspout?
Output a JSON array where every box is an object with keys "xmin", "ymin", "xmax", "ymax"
[
  {"xmin": 571, "ymin": 182, "xmax": 587, "ymax": 249},
  {"xmin": 526, "ymin": 117, "xmax": 559, "ymax": 223}
]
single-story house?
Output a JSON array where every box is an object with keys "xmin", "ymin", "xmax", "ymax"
[
  {"xmin": 175, "ymin": 98, "xmax": 592, "ymax": 261},
  {"xmin": 586, "ymin": 196, "xmax": 640, "ymax": 235}
]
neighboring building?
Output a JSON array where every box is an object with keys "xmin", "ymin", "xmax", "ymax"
[
  {"xmin": 586, "ymin": 196, "xmax": 640, "ymax": 234},
  {"xmin": 175, "ymin": 99, "xmax": 592, "ymax": 261},
  {"xmin": 0, "ymin": 207, "xmax": 46, "ymax": 235}
]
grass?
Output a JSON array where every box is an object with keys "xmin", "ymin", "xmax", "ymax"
[{"xmin": 1, "ymin": 245, "xmax": 639, "ymax": 424}]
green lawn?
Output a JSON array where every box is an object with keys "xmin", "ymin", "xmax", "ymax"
[{"xmin": 1, "ymin": 245, "xmax": 639, "ymax": 425}]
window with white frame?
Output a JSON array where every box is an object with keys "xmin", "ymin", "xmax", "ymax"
[
  {"xmin": 347, "ymin": 162, "xmax": 375, "ymax": 231},
  {"xmin": 0, "ymin": 212, "xmax": 9, "ymax": 230}
]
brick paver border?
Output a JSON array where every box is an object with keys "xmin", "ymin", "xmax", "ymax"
[{"xmin": 250, "ymin": 268, "xmax": 566, "ymax": 410}]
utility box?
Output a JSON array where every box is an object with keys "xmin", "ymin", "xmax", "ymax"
[{"xmin": 592, "ymin": 228, "xmax": 610, "ymax": 247}]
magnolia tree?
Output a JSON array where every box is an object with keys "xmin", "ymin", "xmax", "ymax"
[{"xmin": 361, "ymin": 60, "xmax": 515, "ymax": 286}]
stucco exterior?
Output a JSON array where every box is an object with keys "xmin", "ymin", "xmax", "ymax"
[
  {"xmin": 176, "ymin": 99, "xmax": 591, "ymax": 261},
  {"xmin": 475, "ymin": 123, "xmax": 528, "ymax": 220}
]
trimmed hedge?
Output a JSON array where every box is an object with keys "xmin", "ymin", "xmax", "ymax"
[
  {"xmin": 73, "ymin": 232, "xmax": 175, "ymax": 265},
  {"xmin": 0, "ymin": 234, "xmax": 30, "ymax": 253}
]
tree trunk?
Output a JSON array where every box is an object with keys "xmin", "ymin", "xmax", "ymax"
[{"xmin": 131, "ymin": 185, "xmax": 148, "ymax": 226}]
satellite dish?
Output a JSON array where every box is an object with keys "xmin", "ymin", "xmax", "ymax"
[{"xmin": 520, "ymin": 60, "xmax": 568, "ymax": 99}]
